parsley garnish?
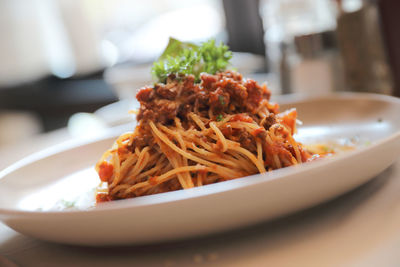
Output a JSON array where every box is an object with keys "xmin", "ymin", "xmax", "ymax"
[
  {"xmin": 152, "ymin": 38, "xmax": 232, "ymax": 83},
  {"xmin": 216, "ymin": 114, "xmax": 224, "ymax": 121}
]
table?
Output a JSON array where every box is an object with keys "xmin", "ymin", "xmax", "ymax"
[{"xmin": 1, "ymin": 131, "xmax": 400, "ymax": 266}]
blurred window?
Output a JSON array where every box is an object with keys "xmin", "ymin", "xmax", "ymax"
[
  {"xmin": 0, "ymin": 0, "xmax": 225, "ymax": 85},
  {"xmin": 83, "ymin": 0, "xmax": 226, "ymax": 64}
]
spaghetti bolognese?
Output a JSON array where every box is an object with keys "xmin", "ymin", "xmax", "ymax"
[
  {"xmin": 95, "ymin": 39, "xmax": 318, "ymax": 202},
  {"xmin": 95, "ymin": 69, "xmax": 314, "ymax": 202}
]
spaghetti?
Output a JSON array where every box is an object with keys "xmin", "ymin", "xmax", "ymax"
[{"xmin": 95, "ymin": 71, "xmax": 312, "ymax": 202}]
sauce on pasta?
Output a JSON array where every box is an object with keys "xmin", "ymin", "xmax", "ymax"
[{"xmin": 95, "ymin": 70, "xmax": 314, "ymax": 202}]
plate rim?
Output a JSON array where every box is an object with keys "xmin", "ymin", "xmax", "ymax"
[{"xmin": 1, "ymin": 92, "xmax": 399, "ymax": 216}]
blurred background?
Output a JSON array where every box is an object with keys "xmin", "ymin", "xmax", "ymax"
[{"xmin": 0, "ymin": 0, "xmax": 398, "ymax": 151}]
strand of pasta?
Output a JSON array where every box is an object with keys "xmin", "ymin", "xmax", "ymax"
[
  {"xmin": 152, "ymin": 134, "xmax": 190, "ymax": 189},
  {"xmin": 130, "ymin": 147, "xmax": 150, "ymax": 177},
  {"xmin": 265, "ymin": 131, "xmax": 282, "ymax": 169},
  {"xmin": 269, "ymin": 124, "xmax": 300, "ymax": 165},
  {"xmin": 229, "ymin": 146, "xmax": 266, "ymax": 173},
  {"xmin": 169, "ymin": 154, "xmax": 192, "ymax": 189},
  {"xmin": 111, "ymin": 150, "xmax": 121, "ymax": 187},
  {"xmin": 209, "ymin": 121, "xmax": 228, "ymax": 152},
  {"xmin": 189, "ymin": 112, "xmax": 206, "ymax": 130},
  {"xmin": 256, "ymin": 140, "xmax": 263, "ymax": 166},
  {"xmin": 112, "ymin": 147, "xmax": 149, "ymax": 188},
  {"xmin": 98, "ymin": 108, "xmax": 309, "ymax": 200},
  {"xmin": 225, "ymin": 150, "xmax": 259, "ymax": 173},
  {"xmin": 215, "ymin": 114, "xmax": 234, "ymax": 125},
  {"xmin": 190, "ymin": 140, "xmax": 257, "ymax": 174},
  {"xmin": 124, "ymin": 165, "xmax": 207, "ymax": 194},
  {"xmin": 158, "ymin": 124, "xmax": 194, "ymax": 188},
  {"xmin": 116, "ymin": 132, "xmax": 133, "ymax": 147},
  {"xmin": 134, "ymin": 154, "xmax": 167, "ymax": 180},
  {"xmin": 188, "ymin": 148, "xmax": 242, "ymax": 171},
  {"xmin": 110, "ymin": 184, "xmax": 131, "ymax": 196},
  {"xmin": 287, "ymin": 135, "xmax": 301, "ymax": 163},
  {"xmin": 174, "ymin": 117, "xmax": 184, "ymax": 130},
  {"xmin": 134, "ymin": 147, "xmax": 141, "ymax": 157},
  {"xmin": 186, "ymin": 119, "xmax": 263, "ymax": 173},
  {"xmin": 150, "ymin": 121, "xmax": 239, "ymax": 179},
  {"xmin": 119, "ymin": 153, "xmax": 138, "ymax": 179},
  {"xmin": 196, "ymin": 171, "xmax": 204, "ymax": 187},
  {"xmin": 226, "ymin": 121, "xmax": 259, "ymax": 131}
]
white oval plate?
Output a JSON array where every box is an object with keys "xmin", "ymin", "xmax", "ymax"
[{"xmin": 1, "ymin": 93, "xmax": 400, "ymax": 246}]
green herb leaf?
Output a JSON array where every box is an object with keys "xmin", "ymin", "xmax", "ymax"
[
  {"xmin": 159, "ymin": 37, "xmax": 198, "ymax": 60},
  {"xmin": 152, "ymin": 38, "xmax": 232, "ymax": 83},
  {"xmin": 216, "ymin": 114, "xmax": 223, "ymax": 121},
  {"xmin": 218, "ymin": 95, "xmax": 225, "ymax": 105},
  {"xmin": 60, "ymin": 199, "xmax": 76, "ymax": 208}
]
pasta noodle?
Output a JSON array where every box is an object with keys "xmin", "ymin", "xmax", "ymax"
[{"xmin": 95, "ymin": 71, "xmax": 312, "ymax": 202}]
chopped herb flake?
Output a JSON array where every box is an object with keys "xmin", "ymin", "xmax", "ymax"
[
  {"xmin": 60, "ymin": 199, "xmax": 76, "ymax": 208},
  {"xmin": 216, "ymin": 114, "xmax": 224, "ymax": 121},
  {"xmin": 218, "ymin": 95, "xmax": 225, "ymax": 105}
]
